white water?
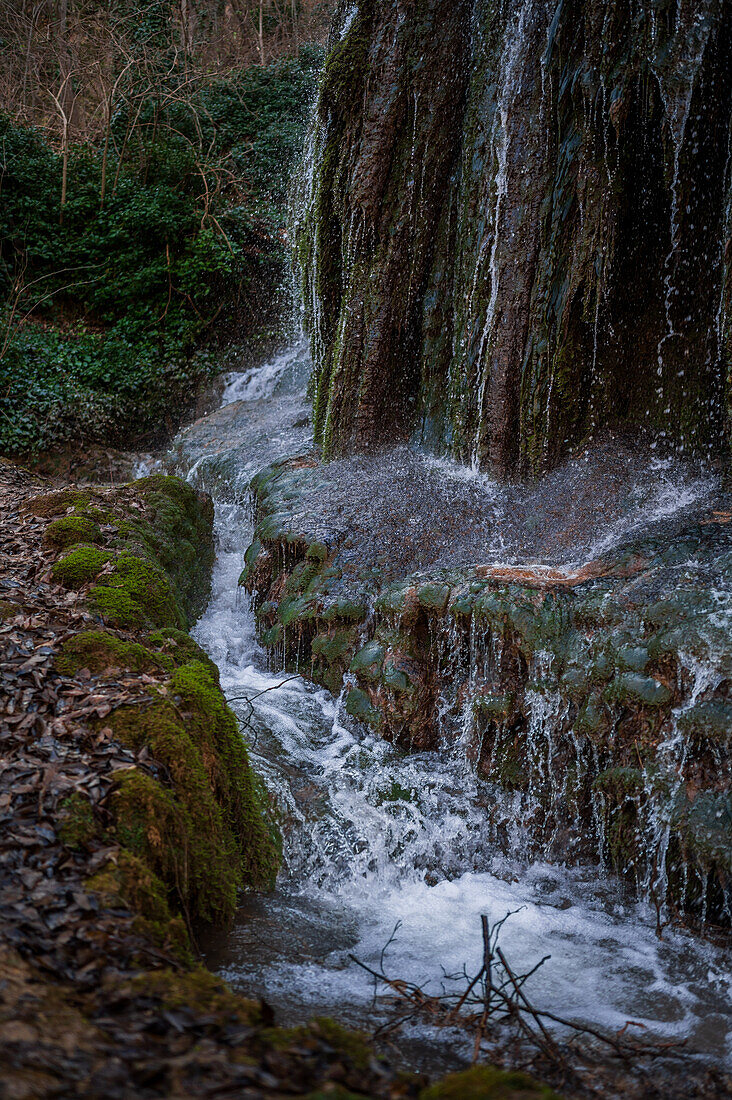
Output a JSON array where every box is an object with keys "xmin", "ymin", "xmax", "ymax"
[{"xmin": 172, "ymin": 345, "xmax": 732, "ymax": 1068}]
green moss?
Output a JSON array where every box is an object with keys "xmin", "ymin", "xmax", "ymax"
[
  {"xmin": 133, "ymin": 474, "xmax": 215, "ymax": 617},
  {"xmin": 51, "ymin": 546, "xmax": 113, "ymax": 588},
  {"xmin": 0, "ymin": 599, "xmax": 19, "ymax": 620},
  {"xmin": 306, "ymin": 540, "xmax": 329, "ymax": 562},
  {"xmin": 420, "ymin": 1066, "xmax": 562, "ymax": 1099},
  {"xmin": 89, "ymin": 551, "xmax": 182, "ymax": 630},
  {"xmin": 57, "ymin": 793, "xmax": 98, "ymax": 850},
  {"xmin": 261, "ymin": 623, "xmax": 283, "ymax": 647},
  {"xmin": 146, "ymin": 627, "xmax": 219, "ymax": 676},
  {"xmin": 309, "ymin": 1018, "xmax": 373, "ymax": 1072},
  {"xmin": 128, "ymin": 966, "xmax": 261, "ymax": 1025},
  {"xmin": 86, "ymin": 850, "xmax": 191, "ymax": 963},
  {"xmin": 111, "ymin": 764, "xmax": 239, "ymax": 926},
  {"xmin": 345, "ymin": 685, "xmax": 382, "ymax": 730},
  {"xmin": 350, "ymin": 640, "xmax": 384, "ymax": 681},
  {"xmin": 56, "ymin": 630, "xmax": 168, "ymax": 676},
  {"xmin": 312, "ymin": 626, "xmax": 358, "ymax": 664},
  {"xmin": 25, "ymin": 489, "xmax": 91, "ymax": 517},
  {"xmin": 107, "ymin": 665, "xmax": 281, "ymax": 928},
  {"xmin": 170, "ymin": 660, "xmax": 280, "ymax": 888},
  {"xmin": 44, "ymin": 515, "xmax": 101, "ymax": 550},
  {"xmin": 278, "ymin": 594, "xmax": 317, "ymax": 626}
]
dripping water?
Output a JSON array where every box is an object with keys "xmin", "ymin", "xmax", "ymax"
[{"xmin": 166, "ymin": 342, "xmax": 732, "ymax": 1068}]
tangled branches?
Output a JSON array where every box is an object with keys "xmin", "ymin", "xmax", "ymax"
[{"xmin": 350, "ymin": 910, "xmax": 689, "ymax": 1092}]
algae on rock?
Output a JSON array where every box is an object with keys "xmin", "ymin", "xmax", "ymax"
[
  {"xmin": 242, "ymin": 454, "xmax": 732, "ymax": 926},
  {"xmin": 33, "ymin": 474, "xmax": 281, "ymax": 939},
  {"xmin": 297, "ymin": 0, "xmax": 732, "ymax": 477}
]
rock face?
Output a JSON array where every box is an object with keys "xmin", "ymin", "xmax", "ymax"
[
  {"xmin": 296, "ymin": 0, "xmax": 732, "ymax": 477},
  {"xmin": 242, "ymin": 452, "xmax": 732, "ymax": 927}
]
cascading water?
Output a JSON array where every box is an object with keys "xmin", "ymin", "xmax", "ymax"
[{"xmin": 167, "ymin": 343, "xmax": 732, "ymax": 1069}]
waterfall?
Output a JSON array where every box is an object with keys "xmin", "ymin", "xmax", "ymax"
[
  {"xmin": 298, "ymin": 0, "xmax": 732, "ymax": 475},
  {"xmin": 470, "ymin": 0, "xmax": 538, "ymax": 471},
  {"xmin": 166, "ymin": 341, "xmax": 732, "ymax": 1065},
  {"xmin": 161, "ymin": 0, "xmax": 732, "ymax": 1073}
]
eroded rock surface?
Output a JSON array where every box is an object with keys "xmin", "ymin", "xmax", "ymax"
[
  {"xmin": 242, "ymin": 444, "xmax": 732, "ymax": 927},
  {"xmin": 297, "ymin": 0, "xmax": 732, "ymax": 476}
]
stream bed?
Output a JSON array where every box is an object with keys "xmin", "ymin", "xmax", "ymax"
[{"xmin": 169, "ymin": 344, "xmax": 731, "ymax": 1072}]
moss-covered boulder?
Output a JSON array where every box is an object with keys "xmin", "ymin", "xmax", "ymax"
[
  {"xmin": 420, "ymin": 1066, "xmax": 563, "ymax": 1099},
  {"xmin": 41, "ymin": 473, "xmax": 214, "ymax": 629}
]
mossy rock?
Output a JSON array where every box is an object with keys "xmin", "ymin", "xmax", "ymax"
[
  {"xmin": 593, "ymin": 767, "xmax": 644, "ymax": 800},
  {"xmin": 672, "ymin": 791, "xmax": 732, "ymax": 874},
  {"xmin": 279, "ymin": 594, "xmax": 317, "ymax": 626},
  {"xmin": 86, "ymin": 850, "xmax": 191, "ymax": 963},
  {"xmin": 261, "ymin": 623, "xmax": 284, "ymax": 647},
  {"xmin": 604, "ymin": 672, "xmax": 672, "ymax": 708},
  {"xmin": 450, "ymin": 592, "xmax": 475, "ymax": 617},
  {"xmin": 56, "ymin": 630, "xmax": 168, "ymax": 676},
  {"xmin": 345, "ymin": 686, "xmax": 382, "ymax": 730},
  {"xmin": 148, "ymin": 627, "xmax": 219, "ymax": 674},
  {"xmin": 25, "ymin": 489, "xmax": 91, "ymax": 517},
  {"xmin": 473, "ymin": 693, "xmax": 513, "ymax": 720},
  {"xmin": 321, "ymin": 595, "xmax": 368, "ymax": 622},
  {"xmin": 420, "ymin": 1065, "xmax": 562, "ymax": 1099},
  {"xmin": 89, "ymin": 551, "xmax": 182, "ymax": 630},
  {"xmin": 350, "ymin": 640, "xmax": 385, "ymax": 681},
  {"xmin": 308, "ymin": 1018, "xmax": 374, "ymax": 1072},
  {"xmin": 57, "ymin": 793, "xmax": 99, "ymax": 850},
  {"xmin": 0, "ymin": 599, "xmax": 19, "ymax": 620},
  {"xmin": 44, "ymin": 514, "xmax": 102, "ymax": 550},
  {"xmin": 312, "ymin": 626, "xmax": 358, "ymax": 664},
  {"xmin": 616, "ymin": 645, "xmax": 649, "ymax": 672},
  {"xmin": 127, "ymin": 966, "xmax": 261, "ymax": 1025},
  {"xmin": 677, "ymin": 699, "xmax": 732, "ymax": 745},
  {"xmin": 306, "ymin": 540, "xmax": 329, "ymax": 562},
  {"xmin": 51, "ymin": 546, "xmax": 113, "ymax": 588},
  {"xmin": 111, "ymin": 766, "xmax": 238, "ymax": 926},
  {"xmin": 418, "ymin": 582, "xmax": 451, "ymax": 612},
  {"xmin": 381, "ymin": 658, "xmax": 414, "ymax": 694},
  {"xmin": 108, "ymin": 664, "xmax": 279, "ymax": 924},
  {"xmin": 169, "ymin": 660, "xmax": 280, "ymax": 889}
]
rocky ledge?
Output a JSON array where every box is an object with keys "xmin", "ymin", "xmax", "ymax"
[
  {"xmin": 242, "ymin": 450, "xmax": 732, "ymax": 930},
  {"xmin": 1, "ymin": 459, "xmax": 571, "ymax": 1100}
]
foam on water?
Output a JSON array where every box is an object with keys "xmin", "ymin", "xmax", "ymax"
[
  {"xmin": 182, "ymin": 347, "xmax": 731, "ymax": 1066},
  {"xmin": 220, "ymin": 341, "xmax": 308, "ymax": 406}
]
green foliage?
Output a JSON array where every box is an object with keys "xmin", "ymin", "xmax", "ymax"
[{"xmin": 0, "ymin": 48, "xmax": 323, "ymax": 455}]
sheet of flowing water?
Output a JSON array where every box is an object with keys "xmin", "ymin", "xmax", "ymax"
[{"xmin": 172, "ymin": 345, "xmax": 731, "ymax": 1068}]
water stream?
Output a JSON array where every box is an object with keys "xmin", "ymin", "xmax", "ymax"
[{"xmin": 169, "ymin": 343, "xmax": 731, "ymax": 1070}]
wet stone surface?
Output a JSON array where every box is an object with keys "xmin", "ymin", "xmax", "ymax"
[{"xmin": 242, "ymin": 437, "xmax": 732, "ymax": 928}]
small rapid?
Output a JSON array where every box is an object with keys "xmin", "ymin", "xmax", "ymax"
[{"xmin": 169, "ymin": 344, "xmax": 731, "ymax": 1069}]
